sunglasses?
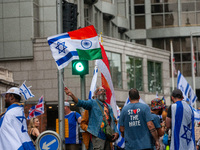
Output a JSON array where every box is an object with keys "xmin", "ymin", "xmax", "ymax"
[{"xmin": 98, "ymin": 89, "xmax": 106, "ymax": 92}]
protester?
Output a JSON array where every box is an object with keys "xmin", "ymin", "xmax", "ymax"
[
  {"xmin": 28, "ymin": 117, "xmax": 40, "ymax": 144},
  {"xmin": 119, "ymin": 88, "xmax": 160, "ymax": 150},
  {"xmin": 151, "ymin": 98, "xmax": 166, "ymax": 150},
  {"xmin": 166, "ymin": 89, "xmax": 196, "ymax": 150},
  {"xmin": 151, "ymin": 98, "xmax": 165, "ymax": 137},
  {"xmin": 64, "ymin": 101, "xmax": 82, "ymax": 150},
  {"xmin": 0, "ymin": 87, "xmax": 35, "ymax": 150},
  {"xmin": 65, "ymin": 86, "xmax": 119, "ymax": 150}
]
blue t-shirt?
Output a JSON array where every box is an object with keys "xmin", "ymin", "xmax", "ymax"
[
  {"xmin": 119, "ymin": 102, "xmax": 153, "ymax": 150},
  {"xmin": 151, "ymin": 113, "xmax": 161, "ymax": 129},
  {"xmin": 65, "ymin": 111, "xmax": 81, "ymax": 144}
]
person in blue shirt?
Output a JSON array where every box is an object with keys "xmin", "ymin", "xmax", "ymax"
[
  {"xmin": 119, "ymin": 88, "xmax": 160, "ymax": 150},
  {"xmin": 64, "ymin": 101, "xmax": 82, "ymax": 150},
  {"xmin": 64, "ymin": 86, "xmax": 119, "ymax": 150}
]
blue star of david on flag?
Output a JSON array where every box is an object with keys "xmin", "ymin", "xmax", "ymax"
[
  {"xmin": 55, "ymin": 42, "xmax": 67, "ymax": 54},
  {"xmin": 16, "ymin": 111, "xmax": 27, "ymax": 133},
  {"xmin": 181, "ymin": 123, "xmax": 192, "ymax": 145}
]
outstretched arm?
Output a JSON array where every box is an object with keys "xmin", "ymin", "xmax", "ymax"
[{"xmin": 64, "ymin": 87, "xmax": 78, "ymax": 103}]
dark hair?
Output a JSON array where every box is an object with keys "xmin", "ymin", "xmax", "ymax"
[
  {"xmin": 11, "ymin": 93, "xmax": 21, "ymax": 101},
  {"xmin": 129, "ymin": 88, "xmax": 139, "ymax": 100}
]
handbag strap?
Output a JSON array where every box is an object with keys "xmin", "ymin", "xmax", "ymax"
[{"xmin": 96, "ymin": 100, "xmax": 109, "ymax": 126}]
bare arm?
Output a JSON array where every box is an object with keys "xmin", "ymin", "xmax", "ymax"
[
  {"xmin": 120, "ymin": 126, "xmax": 125, "ymax": 138},
  {"xmin": 33, "ymin": 128, "xmax": 40, "ymax": 137},
  {"xmin": 166, "ymin": 117, "xmax": 171, "ymax": 129},
  {"xmin": 147, "ymin": 121, "xmax": 160, "ymax": 150},
  {"xmin": 64, "ymin": 87, "xmax": 78, "ymax": 103}
]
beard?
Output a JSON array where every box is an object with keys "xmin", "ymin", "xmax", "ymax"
[{"xmin": 97, "ymin": 94, "xmax": 106, "ymax": 102}]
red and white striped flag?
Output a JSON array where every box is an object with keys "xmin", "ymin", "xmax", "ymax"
[{"xmin": 96, "ymin": 44, "xmax": 117, "ymax": 117}]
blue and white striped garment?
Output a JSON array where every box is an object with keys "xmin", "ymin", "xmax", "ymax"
[
  {"xmin": 0, "ymin": 103, "xmax": 35, "ymax": 150},
  {"xmin": 170, "ymin": 101, "xmax": 196, "ymax": 150}
]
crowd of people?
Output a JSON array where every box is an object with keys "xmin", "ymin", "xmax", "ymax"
[{"xmin": 0, "ymin": 86, "xmax": 198, "ymax": 150}]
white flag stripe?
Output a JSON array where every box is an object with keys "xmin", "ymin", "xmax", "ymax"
[
  {"xmin": 96, "ymin": 59, "xmax": 117, "ymax": 117},
  {"xmin": 88, "ymin": 66, "xmax": 98, "ymax": 99}
]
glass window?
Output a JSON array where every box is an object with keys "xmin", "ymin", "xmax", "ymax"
[
  {"xmin": 126, "ymin": 56, "xmax": 143, "ymax": 91},
  {"xmin": 197, "ymin": 2, "xmax": 200, "ymax": 11},
  {"xmin": 152, "ymin": 39, "xmax": 165, "ymax": 49},
  {"xmin": 165, "ymin": 13, "xmax": 178, "ymax": 26},
  {"xmin": 164, "ymin": 0, "xmax": 178, "ymax": 3},
  {"xmin": 135, "ymin": 0, "xmax": 144, "ymax": 4},
  {"xmin": 174, "ymin": 54, "xmax": 181, "ymax": 62},
  {"xmin": 181, "ymin": 3, "xmax": 195, "ymax": 12},
  {"xmin": 182, "ymin": 13, "xmax": 195, "ymax": 25},
  {"xmin": 182, "ymin": 53, "xmax": 191, "ymax": 61},
  {"xmin": 164, "ymin": 3, "xmax": 178, "ymax": 12},
  {"xmin": 135, "ymin": 16, "xmax": 145, "ymax": 29},
  {"xmin": 165, "ymin": 38, "xmax": 180, "ymax": 52},
  {"xmin": 148, "ymin": 61, "xmax": 162, "ymax": 93},
  {"xmin": 182, "ymin": 63, "xmax": 191, "ymax": 76},
  {"xmin": 197, "ymin": 12, "xmax": 200, "ymax": 25},
  {"xmin": 135, "ymin": 39, "xmax": 146, "ymax": 45},
  {"xmin": 152, "ymin": 4, "xmax": 164, "ymax": 13},
  {"xmin": 151, "ymin": 0, "xmax": 164, "ymax": 4},
  {"xmin": 135, "ymin": 6, "xmax": 145, "ymax": 14},
  {"xmin": 152, "ymin": 15, "xmax": 164, "ymax": 27},
  {"xmin": 181, "ymin": 38, "xmax": 191, "ymax": 52},
  {"xmin": 106, "ymin": 51, "xmax": 122, "ymax": 89}
]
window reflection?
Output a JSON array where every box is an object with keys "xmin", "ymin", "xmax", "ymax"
[
  {"xmin": 135, "ymin": 16, "xmax": 145, "ymax": 29},
  {"xmin": 126, "ymin": 56, "xmax": 143, "ymax": 91},
  {"xmin": 148, "ymin": 61, "xmax": 162, "ymax": 93},
  {"xmin": 106, "ymin": 51, "xmax": 122, "ymax": 89},
  {"xmin": 152, "ymin": 15, "xmax": 164, "ymax": 27},
  {"xmin": 182, "ymin": 63, "xmax": 191, "ymax": 76},
  {"xmin": 152, "ymin": 37, "xmax": 200, "ymax": 77}
]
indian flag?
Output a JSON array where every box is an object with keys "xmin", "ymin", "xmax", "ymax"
[{"xmin": 47, "ymin": 25, "xmax": 102, "ymax": 70}]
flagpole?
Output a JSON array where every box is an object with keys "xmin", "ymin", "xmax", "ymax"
[
  {"xmin": 190, "ymin": 33, "xmax": 196, "ymax": 109},
  {"xmin": 57, "ymin": 0, "xmax": 65, "ymax": 149},
  {"xmin": 170, "ymin": 40, "xmax": 175, "ymax": 90}
]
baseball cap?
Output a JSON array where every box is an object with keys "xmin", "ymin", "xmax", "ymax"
[
  {"xmin": 1, "ymin": 87, "xmax": 22, "ymax": 97},
  {"xmin": 151, "ymin": 98, "xmax": 165, "ymax": 110},
  {"xmin": 64, "ymin": 102, "xmax": 70, "ymax": 107},
  {"xmin": 171, "ymin": 89, "xmax": 183, "ymax": 98}
]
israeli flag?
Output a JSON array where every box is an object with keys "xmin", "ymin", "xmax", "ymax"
[
  {"xmin": 170, "ymin": 101, "xmax": 196, "ymax": 150},
  {"xmin": 0, "ymin": 103, "xmax": 35, "ymax": 150},
  {"xmin": 19, "ymin": 81, "xmax": 34, "ymax": 100},
  {"xmin": 177, "ymin": 70, "xmax": 197, "ymax": 107},
  {"xmin": 193, "ymin": 108, "xmax": 200, "ymax": 121},
  {"xmin": 88, "ymin": 65, "xmax": 98, "ymax": 99}
]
